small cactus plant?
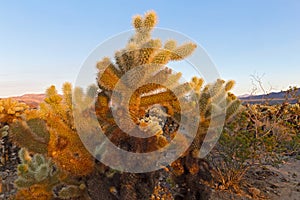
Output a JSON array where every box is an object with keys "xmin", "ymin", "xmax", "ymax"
[
  {"xmin": 0, "ymin": 98, "xmax": 28, "ymax": 123},
  {"xmin": 90, "ymin": 10, "xmax": 241, "ymax": 199},
  {"xmin": 15, "ymin": 148, "xmax": 60, "ymax": 199}
]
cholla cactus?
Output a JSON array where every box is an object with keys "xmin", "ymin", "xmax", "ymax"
[
  {"xmin": 14, "ymin": 148, "xmax": 60, "ymax": 199},
  {"xmin": 0, "ymin": 98, "xmax": 28, "ymax": 123},
  {"xmin": 40, "ymin": 83, "xmax": 95, "ymax": 176},
  {"xmin": 9, "ymin": 83, "xmax": 94, "ymax": 176},
  {"xmin": 92, "ymin": 10, "xmax": 241, "ymax": 199},
  {"xmin": 15, "ymin": 147, "xmax": 90, "ymax": 199},
  {"xmin": 95, "ymin": 10, "xmax": 198, "ymax": 157},
  {"xmin": 10, "ymin": 118, "xmax": 49, "ymax": 154}
]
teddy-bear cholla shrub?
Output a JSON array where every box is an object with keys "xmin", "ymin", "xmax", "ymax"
[
  {"xmin": 92, "ymin": 10, "xmax": 241, "ymax": 199},
  {"xmin": 10, "ymin": 84, "xmax": 94, "ymax": 199}
]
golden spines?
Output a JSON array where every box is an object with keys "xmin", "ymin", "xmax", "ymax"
[
  {"xmin": 150, "ymin": 40, "xmax": 177, "ymax": 65},
  {"xmin": 96, "ymin": 57, "xmax": 113, "ymax": 72},
  {"xmin": 44, "ymin": 86, "xmax": 62, "ymax": 105},
  {"xmin": 132, "ymin": 15, "xmax": 143, "ymax": 29},
  {"xmin": 142, "ymin": 38, "xmax": 162, "ymax": 49},
  {"xmin": 97, "ymin": 62, "xmax": 121, "ymax": 91},
  {"xmin": 164, "ymin": 40, "xmax": 177, "ymax": 50},
  {"xmin": 143, "ymin": 10, "xmax": 158, "ymax": 29},
  {"xmin": 149, "ymin": 41, "xmax": 174, "ymax": 65},
  {"xmin": 172, "ymin": 82, "xmax": 191, "ymax": 98},
  {"xmin": 146, "ymin": 68, "xmax": 172, "ymax": 85},
  {"xmin": 140, "ymin": 91, "xmax": 177, "ymax": 107},
  {"xmin": 225, "ymin": 80, "xmax": 235, "ymax": 91},
  {"xmin": 10, "ymin": 118, "xmax": 50, "ymax": 154},
  {"xmin": 135, "ymin": 39, "xmax": 161, "ymax": 65},
  {"xmin": 170, "ymin": 42, "xmax": 197, "ymax": 61},
  {"xmin": 198, "ymin": 91, "xmax": 210, "ymax": 117},
  {"xmin": 164, "ymin": 72, "xmax": 182, "ymax": 88},
  {"xmin": 122, "ymin": 66, "xmax": 146, "ymax": 88},
  {"xmin": 15, "ymin": 184, "xmax": 52, "ymax": 200},
  {"xmin": 38, "ymin": 84, "xmax": 95, "ymax": 176},
  {"xmin": 95, "ymin": 92, "xmax": 111, "ymax": 123},
  {"xmin": 136, "ymin": 48, "xmax": 153, "ymax": 65},
  {"xmin": 226, "ymin": 99, "xmax": 241, "ymax": 120},
  {"xmin": 0, "ymin": 98, "xmax": 28, "ymax": 123},
  {"xmin": 151, "ymin": 50, "xmax": 171, "ymax": 65},
  {"xmin": 62, "ymin": 82, "xmax": 72, "ymax": 110},
  {"xmin": 119, "ymin": 50, "xmax": 136, "ymax": 73},
  {"xmin": 47, "ymin": 120, "xmax": 94, "ymax": 176},
  {"xmin": 132, "ymin": 10, "xmax": 157, "ymax": 32},
  {"xmin": 226, "ymin": 92, "xmax": 237, "ymax": 102},
  {"xmin": 208, "ymin": 79, "xmax": 225, "ymax": 97},
  {"xmin": 190, "ymin": 77, "xmax": 204, "ymax": 93}
]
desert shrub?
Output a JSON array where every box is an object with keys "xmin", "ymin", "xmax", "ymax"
[{"xmin": 207, "ymin": 100, "xmax": 300, "ymax": 195}]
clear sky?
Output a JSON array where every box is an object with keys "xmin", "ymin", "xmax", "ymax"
[{"xmin": 1, "ymin": 0, "xmax": 299, "ymax": 97}]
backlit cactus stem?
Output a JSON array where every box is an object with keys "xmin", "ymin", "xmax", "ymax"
[
  {"xmin": 10, "ymin": 118, "xmax": 50, "ymax": 154},
  {"xmin": 170, "ymin": 43, "xmax": 197, "ymax": 61}
]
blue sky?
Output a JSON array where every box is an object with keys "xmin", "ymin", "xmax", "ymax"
[{"xmin": 0, "ymin": 0, "xmax": 299, "ymax": 97}]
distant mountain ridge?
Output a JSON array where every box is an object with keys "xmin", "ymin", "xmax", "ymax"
[
  {"xmin": 0, "ymin": 94, "xmax": 46, "ymax": 108},
  {"xmin": 239, "ymin": 88, "xmax": 300, "ymax": 105}
]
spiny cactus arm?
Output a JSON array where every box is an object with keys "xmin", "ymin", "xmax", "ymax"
[
  {"xmin": 225, "ymin": 99, "xmax": 241, "ymax": 121},
  {"xmin": 118, "ymin": 48, "xmax": 137, "ymax": 73},
  {"xmin": 190, "ymin": 77, "xmax": 204, "ymax": 93},
  {"xmin": 162, "ymin": 72, "xmax": 183, "ymax": 88},
  {"xmin": 144, "ymin": 68, "xmax": 172, "ymax": 85},
  {"xmin": 143, "ymin": 10, "xmax": 157, "ymax": 29},
  {"xmin": 132, "ymin": 14, "xmax": 143, "ymax": 29},
  {"xmin": 62, "ymin": 83, "xmax": 75, "ymax": 127},
  {"xmin": 97, "ymin": 62, "xmax": 122, "ymax": 91},
  {"xmin": 122, "ymin": 66, "xmax": 146, "ymax": 88},
  {"xmin": 10, "ymin": 118, "xmax": 49, "ymax": 154},
  {"xmin": 225, "ymin": 80, "xmax": 235, "ymax": 92},
  {"xmin": 151, "ymin": 49, "xmax": 171, "ymax": 65},
  {"xmin": 150, "ymin": 40, "xmax": 178, "ymax": 65},
  {"xmin": 132, "ymin": 10, "xmax": 157, "ymax": 44},
  {"xmin": 86, "ymin": 84, "xmax": 99, "ymax": 98},
  {"xmin": 172, "ymin": 82, "xmax": 192, "ymax": 98},
  {"xmin": 62, "ymin": 82, "xmax": 72, "ymax": 111},
  {"xmin": 140, "ymin": 91, "xmax": 178, "ymax": 107},
  {"xmin": 169, "ymin": 42, "xmax": 197, "ymax": 61},
  {"xmin": 208, "ymin": 79, "xmax": 225, "ymax": 98},
  {"xmin": 44, "ymin": 85, "xmax": 63, "ymax": 105},
  {"xmin": 134, "ymin": 39, "xmax": 162, "ymax": 66},
  {"xmin": 164, "ymin": 40, "xmax": 177, "ymax": 50}
]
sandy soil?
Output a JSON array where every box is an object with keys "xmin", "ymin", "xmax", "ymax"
[{"xmin": 245, "ymin": 158, "xmax": 300, "ymax": 200}]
